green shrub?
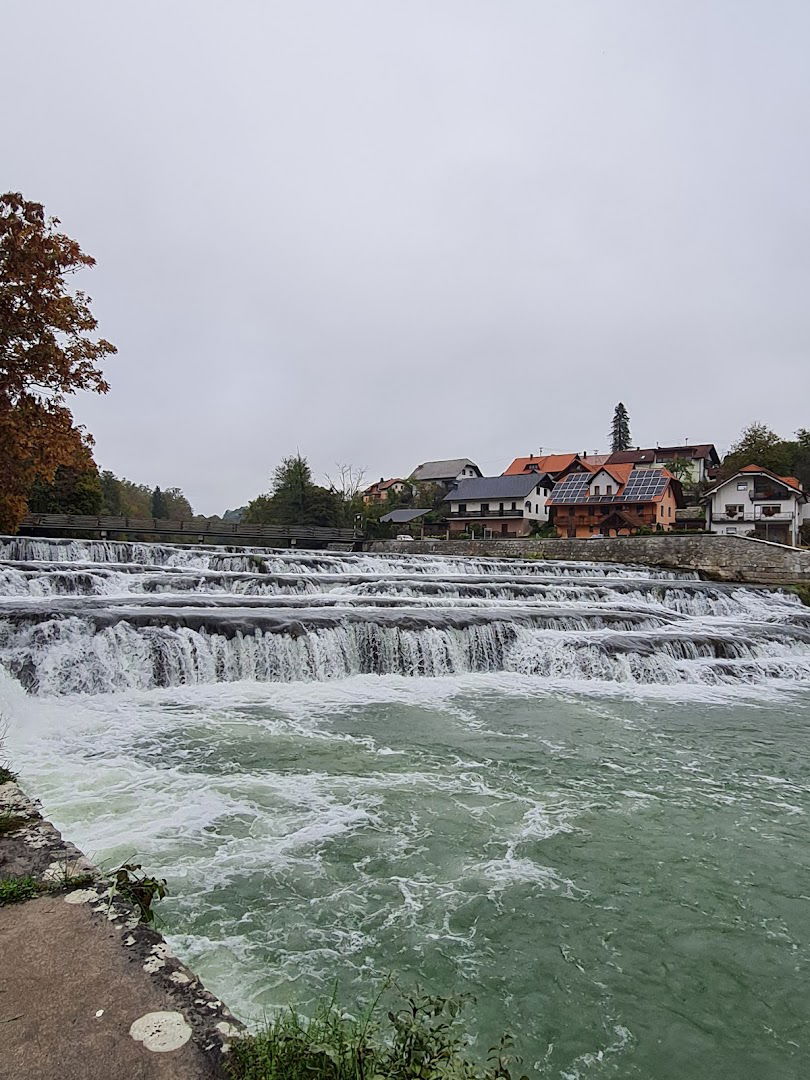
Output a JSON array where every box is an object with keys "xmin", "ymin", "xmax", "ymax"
[
  {"xmin": 228, "ymin": 989, "xmax": 527, "ymax": 1080},
  {"xmin": 0, "ymin": 875, "xmax": 41, "ymax": 905}
]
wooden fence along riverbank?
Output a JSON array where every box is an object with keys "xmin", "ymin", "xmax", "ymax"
[{"xmin": 19, "ymin": 513, "xmax": 358, "ymax": 548}]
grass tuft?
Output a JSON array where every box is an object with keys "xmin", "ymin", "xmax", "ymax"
[
  {"xmin": 227, "ymin": 989, "xmax": 528, "ymax": 1080},
  {"xmin": 0, "ymin": 875, "xmax": 41, "ymax": 905}
]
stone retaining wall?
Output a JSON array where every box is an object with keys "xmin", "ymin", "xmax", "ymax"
[{"xmin": 368, "ymin": 534, "xmax": 810, "ymax": 583}]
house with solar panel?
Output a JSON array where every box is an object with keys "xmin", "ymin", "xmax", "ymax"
[
  {"xmin": 546, "ymin": 465, "xmax": 683, "ymax": 538},
  {"xmin": 443, "ymin": 473, "xmax": 554, "ymax": 537},
  {"xmin": 605, "ymin": 444, "xmax": 720, "ymax": 487}
]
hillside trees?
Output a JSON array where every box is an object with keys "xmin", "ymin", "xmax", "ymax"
[
  {"xmin": 0, "ymin": 192, "xmax": 116, "ymax": 531},
  {"xmin": 244, "ymin": 454, "xmax": 351, "ymax": 528},
  {"xmin": 28, "ymin": 451, "xmax": 103, "ymax": 515},
  {"xmin": 719, "ymin": 422, "xmax": 810, "ymax": 487},
  {"xmin": 151, "ymin": 486, "xmax": 168, "ymax": 519}
]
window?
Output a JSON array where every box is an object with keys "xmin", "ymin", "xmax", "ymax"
[
  {"xmin": 736, "ymin": 482, "xmax": 747, "ymax": 490},
  {"xmin": 593, "ymin": 485, "xmax": 600, "ymax": 495},
  {"xmin": 499, "ymin": 503, "xmax": 504, "ymax": 514},
  {"xmin": 606, "ymin": 485, "xmax": 613, "ymax": 495},
  {"xmin": 511, "ymin": 501, "xmax": 517, "ymax": 510},
  {"xmin": 481, "ymin": 503, "xmax": 490, "ymax": 513},
  {"xmin": 724, "ymin": 504, "xmax": 743, "ymax": 517},
  {"xmin": 726, "ymin": 527, "xmax": 737, "ymax": 534},
  {"xmin": 761, "ymin": 505, "xmax": 781, "ymax": 517},
  {"xmin": 535, "ymin": 504, "xmax": 540, "ymax": 514},
  {"xmin": 458, "ymin": 503, "xmax": 466, "ymax": 514}
]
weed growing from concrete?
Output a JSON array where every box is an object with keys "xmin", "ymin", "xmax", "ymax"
[
  {"xmin": 0, "ymin": 721, "xmax": 18, "ymax": 784},
  {"xmin": 227, "ymin": 988, "xmax": 528, "ymax": 1080},
  {"xmin": 111, "ymin": 862, "xmax": 168, "ymax": 924},
  {"xmin": 0, "ymin": 875, "xmax": 41, "ymax": 905}
]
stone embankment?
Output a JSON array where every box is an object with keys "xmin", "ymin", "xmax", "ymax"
[
  {"xmin": 0, "ymin": 781, "xmax": 241, "ymax": 1080},
  {"xmin": 369, "ymin": 534, "xmax": 810, "ymax": 584}
]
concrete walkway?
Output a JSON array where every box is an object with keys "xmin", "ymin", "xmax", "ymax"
[{"xmin": 0, "ymin": 782, "xmax": 240, "ymax": 1080}]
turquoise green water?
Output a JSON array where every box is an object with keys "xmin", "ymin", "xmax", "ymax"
[
  {"xmin": 10, "ymin": 675, "xmax": 810, "ymax": 1079},
  {"xmin": 3, "ymin": 539, "xmax": 810, "ymax": 1078}
]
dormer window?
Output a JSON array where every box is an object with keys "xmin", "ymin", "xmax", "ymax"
[
  {"xmin": 593, "ymin": 485, "xmax": 600, "ymax": 495},
  {"xmin": 606, "ymin": 485, "xmax": 613, "ymax": 495}
]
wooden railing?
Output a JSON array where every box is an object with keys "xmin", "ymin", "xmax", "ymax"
[{"xmin": 19, "ymin": 514, "xmax": 358, "ymax": 546}]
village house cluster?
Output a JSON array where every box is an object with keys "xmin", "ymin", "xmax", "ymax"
[{"xmin": 362, "ymin": 446, "xmax": 810, "ymax": 547}]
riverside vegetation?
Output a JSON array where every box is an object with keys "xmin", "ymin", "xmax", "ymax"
[{"xmin": 227, "ymin": 989, "xmax": 528, "ymax": 1080}]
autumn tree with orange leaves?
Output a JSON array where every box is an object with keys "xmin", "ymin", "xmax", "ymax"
[{"xmin": 0, "ymin": 193, "xmax": 116, "ymax": 532}]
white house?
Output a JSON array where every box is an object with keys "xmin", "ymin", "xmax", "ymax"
[
  {"xmin": 444, "ymin": 473, "xmax": 553, "ymax": 537},
  {"xmin": 703, "ymin": 465, "xmax": 808, "ymax": 547},
  {"xmin": 410, "ymin": 458, "xmax": 482, "ymax": 491}
]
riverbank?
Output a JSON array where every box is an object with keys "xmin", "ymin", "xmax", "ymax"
[
  {"xmin": 0, "ymin": 780, "xmax": 241, "ymax": 1080},
  {"xmin": 368, "ymin": 534, "xmax": 810, "ymax": 584}
]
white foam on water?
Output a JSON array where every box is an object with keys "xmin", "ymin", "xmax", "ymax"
[{"xmin": 2, "ymin": 537, "xmax": 810, "ymax": 1075}]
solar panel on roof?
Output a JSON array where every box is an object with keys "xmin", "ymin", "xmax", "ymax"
[
  {"xmin": 622, "ymin": 470, "xmax": 667, "ymax": 501},
  {"xmin": 548, "ymin": 475, "xmax": 590, "ymax": 502}
]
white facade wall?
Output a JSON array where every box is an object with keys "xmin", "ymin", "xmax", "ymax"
[
  {"xmin": 447, "ymin": 483, "xmax": 551, "ymax": 522},
  {"xmin": 707, "ymin": 475, "xmax": 804, "ymax": 545}
]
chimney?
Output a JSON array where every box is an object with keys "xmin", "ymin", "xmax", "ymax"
[
  {"xmin": 380, "ymin": 477, "xmax": 384, "ymax": 483},
  {"xmin": 583, "ymin": 451, "xmax": 588, "ymax": 458}
]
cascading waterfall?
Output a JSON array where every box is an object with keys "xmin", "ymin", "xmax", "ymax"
[
  {"xmin": 0, "ymin": 534, "xmax": 808, "ymax": 694},
  {"xmin": 4, "ymin": 534, "xmax": 810, "ymax": 1080}
]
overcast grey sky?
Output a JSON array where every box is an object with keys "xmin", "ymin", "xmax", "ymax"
[{"xmin": 4, "ymin": 1, "xmax": 810, "ymax": 513}]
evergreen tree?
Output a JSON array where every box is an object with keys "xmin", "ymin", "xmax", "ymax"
[
  {"xmin": 151, "ymin": 486, "xmax": 168, "ymax": 519},
  {"xmin": 100, "ymin": 470, "xmax": 122, "ymax": 515},
  {"xmin": 28, "ymin": 455, "xmax": 103, "ymax": 515},
  {"xmin": 610, "ymin": 402, "xmax": 631, "ymax": 452},
  {"xmin": 243, "ymin": 453, "xmax": 343, "ymax": 527}
]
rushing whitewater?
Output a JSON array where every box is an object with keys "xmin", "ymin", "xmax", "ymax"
[
  {"xmin": 1, "ymin": 535, "xmax": 809, "ymax": 695},
  {"xmin": 2, "ymin": 536, "xmax": 810, "ymax": 1079}
]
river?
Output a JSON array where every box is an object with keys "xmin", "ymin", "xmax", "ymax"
[{"xmin": 1, "ymin": 536, "xmax": 809, "ymax": 1079}]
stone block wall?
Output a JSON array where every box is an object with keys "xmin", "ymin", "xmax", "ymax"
[{"xmin": 368, "ymin": 535, "xmax": 810, "ymax": 583}]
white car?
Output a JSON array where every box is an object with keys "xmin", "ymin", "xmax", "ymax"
[{"xmin": 396, "ymin": 534, "xmax": 414, "ymax": 541}]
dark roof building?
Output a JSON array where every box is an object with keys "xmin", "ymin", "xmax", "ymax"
[
  {"xmin": 410, "ymin": 458, "xmax": 481, "ymax": 485},
  {"xmin": 379, "ymin": 508, "xmax": 432, "ymax": 524},
  {"xmin": 443, "ymin": 473, "xmax": 551, "ymax": 502},
  {"xmin": 444, "ymin": 473, "xmax": 554, "ymax": 537},
  {"xmin": 606, "ymin": 444, "xmax": 720, "ymax": 485}
]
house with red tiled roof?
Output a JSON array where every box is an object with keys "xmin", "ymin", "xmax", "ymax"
[
  {"xmin": 362, "ymin": 477, "xmax": 411, "ymax": 505},
  {"xmin": 703, "ymin": 465, "xmax": 808, "ymax": 546},
  {"xmin": 546, "ymin": 465, "xmax": 683, "ymax": 538},
  {"xmin": 503, "ymin": 452, "xmax": 608, "ymax": 479}
]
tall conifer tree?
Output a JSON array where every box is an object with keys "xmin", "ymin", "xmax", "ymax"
[{"xmin": 610, "ymin": 402, "xmax": 631, "ymax": 452}]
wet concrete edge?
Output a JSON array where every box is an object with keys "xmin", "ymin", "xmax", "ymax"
[{"xmin": 0, "ymin": 779, "xmax": 244, "ymax": 1075}]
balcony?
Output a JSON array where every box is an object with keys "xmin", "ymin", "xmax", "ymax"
[
  {"xmin": 447, "ymin": 508, "xmax": 525, "ymax": 519},
  {"xmin": 714, "ymin": 511, "xmax": 793, "ymax": 523}
]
